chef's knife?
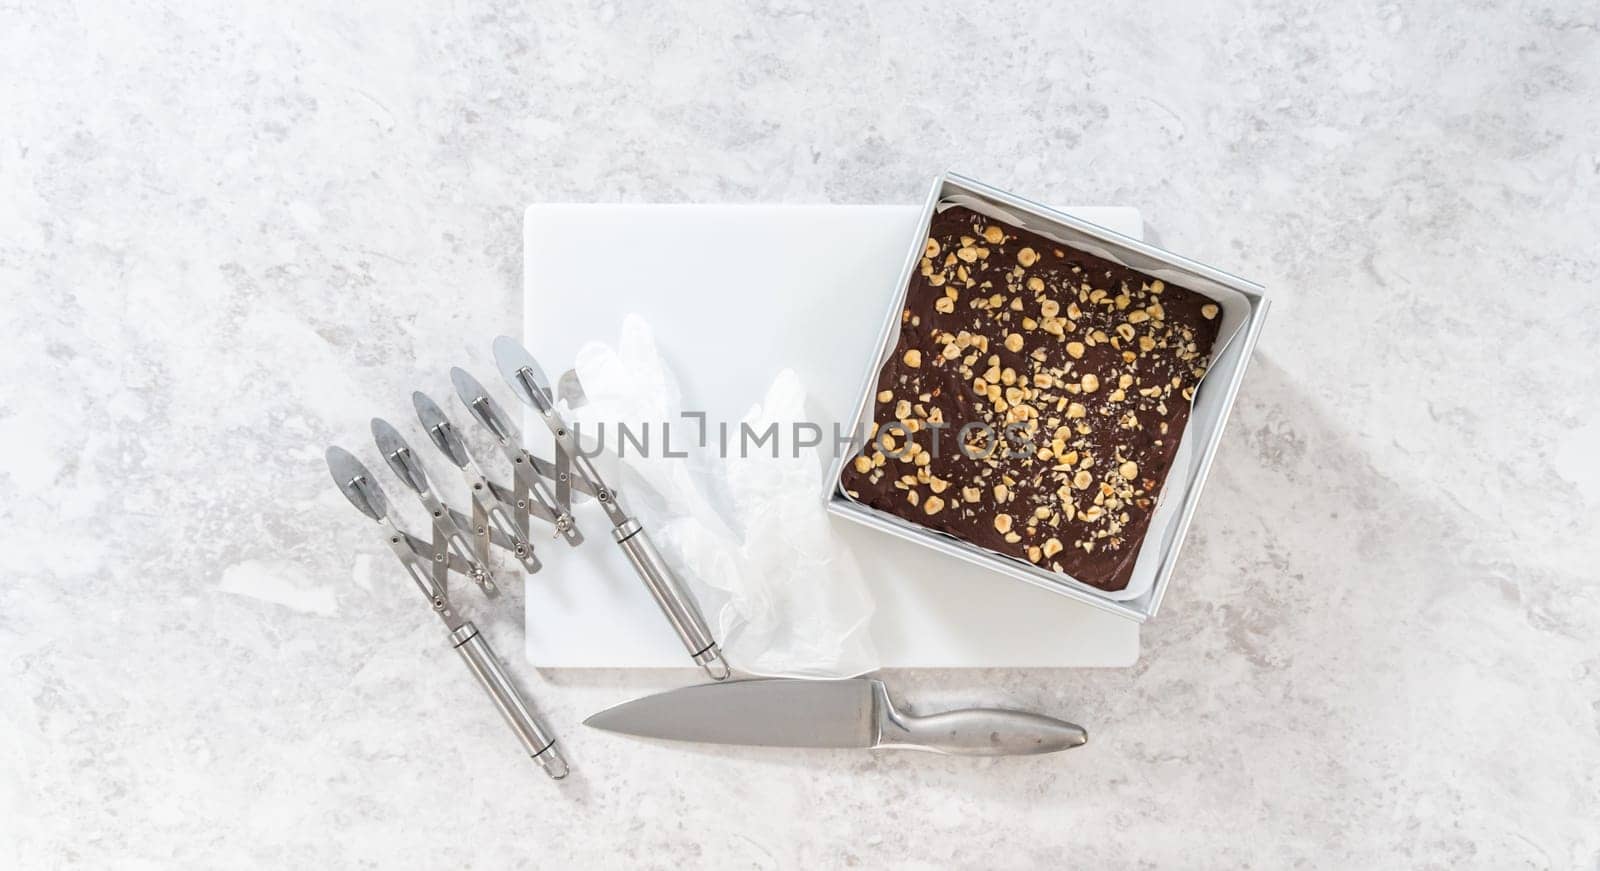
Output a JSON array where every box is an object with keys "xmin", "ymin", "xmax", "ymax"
[{"xmin": 584, "ymin": 678, "xmax": 1087, "ymax": 756}]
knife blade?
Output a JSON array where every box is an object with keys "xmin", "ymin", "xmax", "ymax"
[{"xmin": 583, "ymin": 678, "xmax": 1087, "ymax": 756}]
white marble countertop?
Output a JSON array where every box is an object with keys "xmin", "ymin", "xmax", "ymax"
[{"xmin": 4, "ymin": 1, "xmax": 1598, "ymax": 867}]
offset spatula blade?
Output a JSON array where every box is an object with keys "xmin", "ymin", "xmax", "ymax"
[{"xmin": 584, "ymin": 679, "xmax": 877, "ymax": 748}]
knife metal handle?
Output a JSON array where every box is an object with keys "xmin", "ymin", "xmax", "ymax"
[
  {"xmin": 612, "ymin": 519, "xmax": 730, "ymax": 680},
  {"xmin": 450, "ymin": 623, "xmax": 569, "ymax": 778},
  {"xmin": 873, "ymin": 684, "xmax": 1087, "ymax": 756}
]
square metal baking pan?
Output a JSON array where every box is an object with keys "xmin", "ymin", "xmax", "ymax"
[{"xmin": 825, "ymin": 172, "xmax": 1270, "ymax": 623}]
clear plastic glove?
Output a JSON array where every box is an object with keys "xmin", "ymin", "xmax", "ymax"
[{"xmin": 563, "ymin": 315, "xmax": 879, "ymax": 679}]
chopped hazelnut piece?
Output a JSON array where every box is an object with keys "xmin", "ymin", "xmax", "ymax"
[
  {"xmin": 1201, "ymin": 303, "xmax": 1219, "ymax": 319},
  {"xmin": 1017, "ymin": 247, "xmax": 1038, "ymax": 267},
  {"xmin": 903, "ymin": 349, "xmax": 921, "ymax": 368}
]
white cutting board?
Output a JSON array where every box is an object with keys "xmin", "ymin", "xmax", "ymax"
[{"xmin": 522, "ymin": 204, "xmax": 1141, "ymax": 668}]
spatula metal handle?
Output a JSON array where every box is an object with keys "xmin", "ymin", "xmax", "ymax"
[
  {"xmin": 450, "ymin": 623, "xmax": 568, "ymax": 778},
  {"xmin": 873, "ymin": 684, "xmax": 1088, "ymax": 756}
]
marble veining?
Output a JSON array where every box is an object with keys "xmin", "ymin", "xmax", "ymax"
[{"xmin": 2, "ymin": 0, "xmax": 1597, "ymax": 867}]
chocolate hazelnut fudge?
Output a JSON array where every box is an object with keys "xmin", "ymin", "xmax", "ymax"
[{"xmin": 839, "ymin": 206, "xmax": 1221, "ymax": 591}]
